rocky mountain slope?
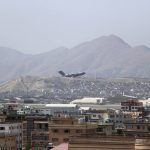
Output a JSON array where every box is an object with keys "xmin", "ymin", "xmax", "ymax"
[{"xmin": 1, "ymin": 35, "xmax": 150, "ymax": 81}]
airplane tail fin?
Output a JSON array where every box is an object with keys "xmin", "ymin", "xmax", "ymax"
[{"xmin": 58, "ymin": 71, "xmax": 66, "ymax": 76}]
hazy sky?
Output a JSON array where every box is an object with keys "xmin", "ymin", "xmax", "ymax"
[{"xmin": 0, "ymin": 0, "xmax": 150, "ymax": 54}]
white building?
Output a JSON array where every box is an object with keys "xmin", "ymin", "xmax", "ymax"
[
  {"xmin": 38, "ymin": 108, "xmax": 52, "ymax": 115},
  {"xmin": 105, "ymin": 109, "xmax": 124, "ymax": 128},
  {"xmin": 30, "ymin": 104, "xmax": 79, "ymax": 115},
  {"xmin": 45, "ymin": 104, "xmax": 79, "ymax": 115},
  {"xmin": 70, "ymin": 97, "xmax": 104, "ymax": 105},
  {"xmin": 139, "ymin": 99, "xmax": 150, "ymax": 107}
]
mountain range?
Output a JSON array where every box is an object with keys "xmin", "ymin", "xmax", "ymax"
[{"xmin": 0, "ymin": 34, "xmax": 150, "ymax": 81}]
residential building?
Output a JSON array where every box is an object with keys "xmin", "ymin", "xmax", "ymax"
[
  {"xmin": 22, "ymin": 115, "xmax": 49, "ymax": 149},
  {"xmin": 68, "ymin": 135, "xmax": 135, "ymax": 150},
  {"xmin": 106, "ymin": 109, "xmax": 124, "ymax": 128},
  {"xmin": 0, "ymin": 122, "xmax": 22, "ymax": 149},
  {"xmin": 121, "ymin": 100, "xmax": 143, "ymax": 112},
  {"xmin": 124, "ymin": 122, "xmax": 150, "ymax": 137},
  {"xmin": 31, "ymin": 121, "xmax": 49, "ymax": 149},
  {"xmin": 0, "ymin": 134, "xmax": 16, "ymax": 150},
  {"xmin": 49, "ymin": 117, "xmax": 98, "ymax": 146}
]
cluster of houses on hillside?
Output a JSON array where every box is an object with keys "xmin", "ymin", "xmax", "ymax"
[{"xmin": 1, "ymin": 78, "xmax": 150, "ymax": 103}]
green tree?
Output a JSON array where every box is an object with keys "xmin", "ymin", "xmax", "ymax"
[{"xmin": 25, "ymin": 144, "xmax": 30, "ymax": 150}]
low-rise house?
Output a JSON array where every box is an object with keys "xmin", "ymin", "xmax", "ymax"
[{"xmin": 68, "ymin": 135, "xmax": 136, "ymax": 150}]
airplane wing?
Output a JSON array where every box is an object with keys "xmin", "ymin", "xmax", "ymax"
[
  {"xmin": 58, "ymin": 71, "xmax": 85, "ymax": 77},
  {"xmin": 58, "ymin": 71, "xmax": 66, "ymax": 76}
]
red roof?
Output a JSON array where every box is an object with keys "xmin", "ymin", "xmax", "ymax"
[{"xmin": 51, "ymin": 143, "xmax": 68, "ymax": 150}]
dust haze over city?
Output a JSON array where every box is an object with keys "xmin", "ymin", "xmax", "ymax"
[{"xmin": 1, "ymin": 0, "xmax": 150, "ymax": 150}]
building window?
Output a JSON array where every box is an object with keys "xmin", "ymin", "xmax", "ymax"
[
  {"xmin": 147, "ymin": 126, "xmax": 150, "ymax": 132},
  {"xmin": 45, "ymin": 124, "xmax": 48, "ymax": 129},
  {"xmin": 63, "ymin": 138, "xmax": 69, "ymax": 142},
  {"xmin": 52, "ymin": 129, "xmax": 58, "ymax": 133},
  {"xmin": 64, "ymin": 129, "xmax": 70, "ymax": 133},
  {"xmin": 76, "ymin": 129, "xmax": 82, "ymax": 133},
  {"xmin": 39, "ymin": 124, "xmax": 42, "ymax": 129},
  {"xmin": 127, "ymin": 125, "xmax": 132, "ymax": 129},
  {"xmin": 0, "ymin": 127, "xmax": 5, "ymax": 130},
  {"xmin": 137, "ymin": 125, "xmax": 140, "ymax": 129},
  {"xmin": 96, "ymin": 128, "xmax": 103, "ymax": 132},
  {"xmin": 52, "ymin": 138, "xmax": 58, "ymax": 142},
  {"xmin": 110, "ymin": 115, "xmax": 114, "ymax": 118}
]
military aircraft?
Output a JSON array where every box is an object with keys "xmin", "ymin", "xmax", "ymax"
[{"xmin": 58, "ymin": 71, "xmax": 86, "ymax": 77}]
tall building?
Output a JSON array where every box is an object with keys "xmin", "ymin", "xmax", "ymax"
[
  {"xmin": 31, "ymin": 121, "xmax": 49, "ymax": 149},
  {"xmin": 22, "ymin": 115, "xmax": 49, "ymax": 149}
]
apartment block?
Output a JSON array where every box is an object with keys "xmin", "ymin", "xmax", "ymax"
[
  {"xmin": 49, "ymin": 117, "xmax": 98, "ymax": 146},
  {"xmin": 22, "ymin": 115, "xmax": 49, "ymax": 149}
]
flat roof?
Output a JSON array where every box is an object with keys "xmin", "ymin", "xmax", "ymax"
[{"xmin": 46, "ymin": 104, "xmax": 77, "ymax": 108}]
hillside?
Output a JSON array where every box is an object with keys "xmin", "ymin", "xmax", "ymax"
[
  {"xmin": 0, "ymin": 35, "xmax": 150, "ymax": 81},
  {"xmin": 0, "ymin": 76, "xmax": 150, "ymax": 103}
]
